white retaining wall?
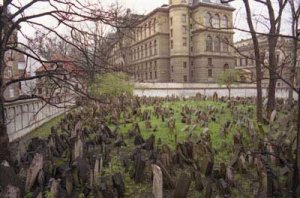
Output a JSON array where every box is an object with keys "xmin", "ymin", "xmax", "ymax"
[
  {"xmin": 4, "ymin": 99, "xmax": 70, "ymax": 141},
  {"xmin": 134, "ymin": 83, "xmax": 298, "ymax": 100}
]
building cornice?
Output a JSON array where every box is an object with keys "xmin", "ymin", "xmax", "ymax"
[
  {"xmin": 130, "ymin": 33, "xmax": 169, "ymax": 47},
  {"xmin": 192, "ymin": 53, "xmax": 235, "ymax": 58},
  {"xmin": 192, "ymin": 28, "xmax": 234, "ymax": 35},
  {"xmin": 131, "ymin": 55, "xmax": 170, "ymax": 65},
  {"xmin": 136, "ymin": 7, "xmax": 169, "ymax": 26},
  {"xmin": 192, "ymin": 2, "xmax": 235, "ymax": 11},
  {"xmin": 169, "ymin": 4, "xmax": 190, "ymax": 9}
]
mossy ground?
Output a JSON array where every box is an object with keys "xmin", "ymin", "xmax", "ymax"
[
  {"xmin": 28, "ymin": 99, "xmax": 267, "ymax": 197},
  {"xmin": 29, "ymin": 113, "xmax": 66, "ymax": 138}
]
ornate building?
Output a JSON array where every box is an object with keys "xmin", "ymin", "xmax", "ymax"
[
  {"xmin": 108, "ymin": 0, "xmax": 235, "ymax": 83},
  {"xmin": 235, "ymin": 36, "xmax": 300, "ymax": 89}
]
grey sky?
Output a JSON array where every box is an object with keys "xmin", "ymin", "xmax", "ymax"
[
  {"xmin": 113, "ymin": 0, "xmax": 291, "ymax": 42},
  {"xmin": 10, "ymin": 0, "xmax": 292, "ymax": 43},
  {"xmin": 108, "ymin": 0, "xmax": 264, "ymax": 41}
]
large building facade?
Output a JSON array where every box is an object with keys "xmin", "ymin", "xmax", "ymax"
[
  {"xmin": 234, "ymin": 36, "xmax": 300, "ymax": 89},
  {"xmin": 108, "ymin": 0, "xmax": 235, "ymax": 83}
]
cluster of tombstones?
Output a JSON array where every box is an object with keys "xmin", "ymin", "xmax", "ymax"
[{"xmin": 0, "ymin": 94, "xmax": 297, "ymax": 197}]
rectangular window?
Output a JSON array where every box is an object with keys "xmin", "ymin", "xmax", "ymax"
[
  {"xmin": 183, "ymin": 62, "xmax": 187, "ymax": 68},
  {"xmin": 171, "ymin": 40, "xmax": 174, "ymax": 49},
  {"xmin": 182, "ymin": 14, "xmax": 187, "ymax": 23},
  {"xmin": 170, "ymin": 29, "xmax": 173, "ymax": 37},
  {"xmin": 240, "ymin": 58, "xmax": 243, "ymax": 66},
  {"xmin": 184, "ymin": 75, "xmax": 187, "ymax": 82},
  {"xmin": 141, "ymin": 46, "xmax": 144, "ymax": 58},
  {"xmin": 170, "ymin": 17, "xmax": 173, "ymax": 26},
  {"xmin": 182, "ymin": 25, "xmax": 187, "ymax": 34},
  {"xmin": 154, "ymin": 40, "xmax": 157, "ymax": 55},
  {"xmin": 183, "ymin": 37, "xmax": 187, "ymax": 46},
  {"xmin": 208, "ymin": 69, "xmax": 212, "ymax": 77},
  {"xmin": 190, "ymin": 46, "xmax": 193, "ymax": 52},
  {"xmin": 208, "ymin": 58, "xmax": 212, "ymax": 66},
  {"xmin": 171, "ymin": 65, "xmax": 174, "ymax": 72}
]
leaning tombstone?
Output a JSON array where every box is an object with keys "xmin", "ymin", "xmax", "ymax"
[
  {"xmin": 74, "ymin": 137, "xmax": 84, "ymax": 160},
  {"xmin": 25, "ymin": 153, "xmax": 44, "ymax": 192},
  {"xmin": 152, "ymin": 164, "xmax": 163, "ymax": 198},
  {"xmin": 173, "ymin": 173, "xmax": 191, "ymax": 198}
]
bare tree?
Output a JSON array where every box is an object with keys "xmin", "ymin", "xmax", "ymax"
[
  {"xmin": 288, "ymin": 0, "xmax": 300, "ymax": 106},
  {"xmin": 242, "ymin": 0, "xmax": 264, "ymax": 123},
  {"xmin": 0, "ymin": 0, "xmax": 129, "ymax": 163}
]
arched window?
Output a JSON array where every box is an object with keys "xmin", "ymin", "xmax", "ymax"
[
  {"xmin": 224, "ymin": 63, "xmax": 229, "ymax": 70},
  {"xmin": 221, "ymin": 15, "xmax": 228, "ymax": 28},
  {"xmin": 214, "ymin": 36, "xmax": 221, "ymax": 52},
  {"xmin": 205, "ymin": 12, "xmax": 212, "ymax": 27},
  {"xmin": 213, "ymin": 14, "xmax": 220, "ymax": 28},
  {"xmin": 222, "ymin": 37, "xmax": 229, "ymax": 52},
  {"xmin": 206, "ymin": 35, "xmax": 213, "ymax": 51}
]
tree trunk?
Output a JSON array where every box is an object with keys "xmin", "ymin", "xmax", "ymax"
[
  {"xmin": 228, "ymin": 88, "xmax": 231, "ymax": 99},
  {"xmin": 0, "ymin": 0, "xmax": 11, "ymax": 163},
  {"xmin": 293, "ymin": 90, "xmax": 300, "ymax": 197},
  {"xmin": 266, "ymin": 38, "xmax": 277, "ymax": 117},
  {"xmin": 243, "ymin": 0, "xmax": 263, "ymax": 123},
  {"xmin": 0, "ymin": 51, "xmax": 10, "ymax": 163},
  {"xmin": 288, "ymin": 0, "xmax": 299, "ymax": 107}
]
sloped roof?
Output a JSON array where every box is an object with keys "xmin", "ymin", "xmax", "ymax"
[{"xmin": 35, "ymin": 54, "xmax": 82, "ymax": 76}]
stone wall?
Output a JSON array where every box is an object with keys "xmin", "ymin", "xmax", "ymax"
[
  {"xmin": 4, "ymin": 98, "xmax": 71, "ymax": 141},
  {"xmin": 134, "ymin": 83, "xmax": 298, "ymax": 100}
]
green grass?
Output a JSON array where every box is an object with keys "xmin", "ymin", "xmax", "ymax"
[
  {"xmin": 115, "ymin": 99, "xmax": 256, "ymax": 164},
  {"xmin": 27, "ymin": 98, "xmax": 275, "ymax": 197},
  {"xmin": 29, "ymin": 113, "xmax": 65, "ymax": 138}
]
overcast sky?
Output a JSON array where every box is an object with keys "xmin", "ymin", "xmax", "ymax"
[
  {"xmin": 7, "ymin": 0, "xmax": 292, "ymax": 43},
  {"xmin": 106, "ymin": 0, "xmax": 272, "ymax": 41}
]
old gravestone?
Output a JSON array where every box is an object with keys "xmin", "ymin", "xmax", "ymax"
[
  {"xmin": 152, "ymin": 164, "xmax": 163, "ymax": 198},
  {"xmin": 25, "ymin": 153, "xmax": 44, "ymax": 192},
  {"xmin": 173, "ymin": 173, "xmax": 191, "ymax": 198}
]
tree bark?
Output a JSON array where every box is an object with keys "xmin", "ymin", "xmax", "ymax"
[
  {"xmin": 0, "ymin": 1, "xmax": 11, "ymax": 163},
  {"xmin": 0, "ymin": 51, "xmax": 10, "ymax": 163},
  {"xmin": 293, "ymin": 90, "xmax": 300, "ymax": 197},
  {"xmin": 288, "ymin": 0, "xmax": 299, "ymax": 106},
  {"xmin": 265, "ymin": 0, "xmax": 286, "ymax": 117},
  {"xmin": 243, "ymin": 0, "xmax": 263, "ymax": 123},
  {"xmin": 266, "ymin": 38, "xmax": 277, "ymax": 117}
]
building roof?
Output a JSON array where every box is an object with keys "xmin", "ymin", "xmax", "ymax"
[{"xmin": 35, "ymin": 54, "xmax": 82, "ymax": 76}]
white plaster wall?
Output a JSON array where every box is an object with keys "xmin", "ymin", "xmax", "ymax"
[
  {"xmin": 4, "ymin": 98, "xmax": 74, "ymax": 142},
  {"xmin": 134, "ymin": 83, "xmax": 298, "ymax": 100}
]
